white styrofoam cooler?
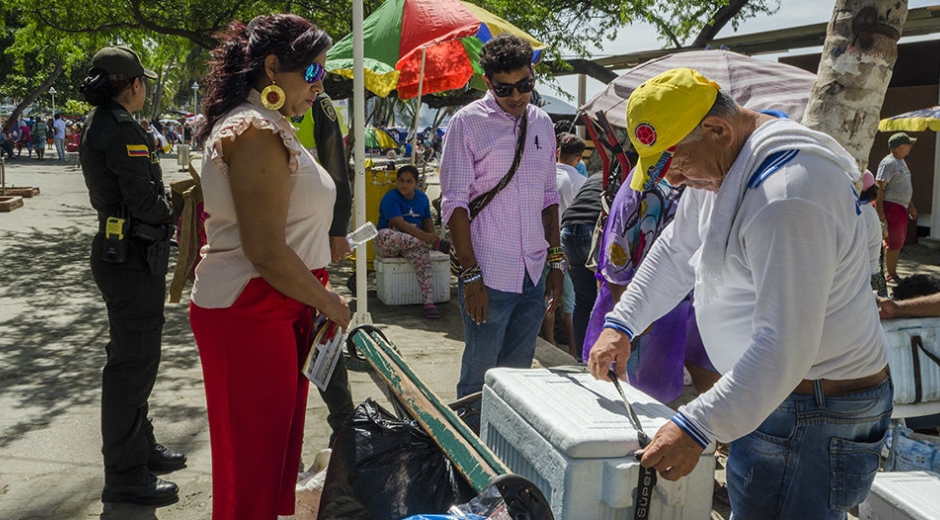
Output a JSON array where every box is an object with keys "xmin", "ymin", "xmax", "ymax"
[
  {"xmin": 858, "ymin": 471, "xmax": 940, "ymax": 520},
  {"xmin": 481, "ymin": 368, "xmax": 715, "ymax": 520},
  {"xmin": 881, "ymin": 318, "xmax": 940, "ymax": 405},
  {"xmin": 375, "ymin": 250, "xmax": 450, "ymax": 305}
]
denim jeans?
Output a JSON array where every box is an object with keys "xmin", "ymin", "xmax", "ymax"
[
  {"xmin": 456, "ymin": 273, "xmax": 546, "ymax": 398},
  {"xmin": 54, "ymin": 137, "xmax": 66, "ymax": 161},
  {"xmin": 561, "ymin": 224, "xmax": 596, "ymax": 356},
  {"xmin": 727, "ymin": 378, "xmax": 892, "ymax": 520}
]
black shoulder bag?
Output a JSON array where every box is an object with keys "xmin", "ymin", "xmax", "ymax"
[{"xmin": 449, "ymin": 110, "xmax": 528, "ymax": 276}]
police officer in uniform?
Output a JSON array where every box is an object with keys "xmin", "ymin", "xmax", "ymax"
[
  {"xmin": 79, "ymin": 46, "xmax": 184, "ymax": 507},
  {"xmin": 301, "ymin": 92, "xmax": 355, "ymax": 445}
]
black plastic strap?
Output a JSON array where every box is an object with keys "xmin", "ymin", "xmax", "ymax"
[
  {"xmin": 912, "ymin": 335, "xmax": 923, "ymax": 403},
  {"xmin": 607, "ymin": 370, "xmax": 656, "ymax": 520},
  {"xmin": 911, "ymin": 335, "xmax": 940, "ymax": 404},
  {"xmin": 634, "ymin": 466, "xmax": 657, "ymax": 520}
]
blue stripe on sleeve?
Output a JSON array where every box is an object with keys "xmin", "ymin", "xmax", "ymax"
[
  {"xmin": 603, "ymin": 317, "xmax": 635, "ymax": 340},
  {"xmin": 671, "ymin": 412, "xmax": 710, "ymax": 449}
]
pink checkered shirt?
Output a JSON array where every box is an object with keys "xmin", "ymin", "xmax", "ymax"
[{"xmin": 440, "ymin": 93, "xmax": 559, "ymax": 293}]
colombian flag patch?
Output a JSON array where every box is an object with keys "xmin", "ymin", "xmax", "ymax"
[{"xmin": 127, "ymin": 144, "xmax": 149, "ymax": 157}]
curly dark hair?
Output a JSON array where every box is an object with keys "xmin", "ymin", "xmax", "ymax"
[
  {"xmin": 892, "ymin": 273, "xmax": 940, "ymax": 300},
  {"xmin": 478, "ymin": 34, "xmax": 532, "ymax": 78},
  {"xmin": 197, "ymin": 14, "xmax": 332, "ymax": 144}
]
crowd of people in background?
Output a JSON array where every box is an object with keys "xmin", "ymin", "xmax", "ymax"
[
  {"xmin": 0, "ymin": 114, "xmax": 81, "ymax": 161},
  {"xmin": 0, "ymin": 112, "xmax": 203, "ymax": 163}
]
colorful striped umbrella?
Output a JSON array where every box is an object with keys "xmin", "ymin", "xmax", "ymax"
[
  {"xmin": 364, "ymin": 126, "xmax": 400, "ymax": 150},
  {"xmin": 879, "ymin": 106, "xmax": 940, "ymax": 132},
  {"xmin": 580, "ymin": 49, "xmax": 816, "ymax": 129},
  {"xmin": 326, "ymin": 0, "xmax": 545, "ymax": 99}
]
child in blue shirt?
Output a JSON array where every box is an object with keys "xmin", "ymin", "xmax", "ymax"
[{"xmin": 375, "ymin": 165, "xmax": 450, "ymax": 318}]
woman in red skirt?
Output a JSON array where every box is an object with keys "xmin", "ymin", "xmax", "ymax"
[{"xmin": 190, "ymin": 14, "xmax": 349, "ymax": 519}]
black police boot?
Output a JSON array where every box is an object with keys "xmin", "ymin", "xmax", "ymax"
[
  {"xmin": 148, "ymin": 443, "xmax": 187, "ymax": 472},
  {"xmin": 102, "ymin": 469, "xmax": 179, "ymax": 506}
]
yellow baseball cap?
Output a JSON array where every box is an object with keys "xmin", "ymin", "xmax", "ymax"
[{"xmin": 627, "ymin": 68, "xmax": 721, "ymax": 191}]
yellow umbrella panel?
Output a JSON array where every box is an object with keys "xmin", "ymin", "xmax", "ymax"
[{"xmin": 879, "ymin": 106, "xmax": 940, "ymax": 132}]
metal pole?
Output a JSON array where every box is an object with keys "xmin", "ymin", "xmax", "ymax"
[
  {"xmin": 411, "ymin": 47, "xmax": 426, "ymax": 166},
  {"xmin": 191, "ymin": 82, "xmax": 199, "ymax": 116},
  {"xmin": 577, "ymin": 74, "xmax": 586, "ymax": 138},
  {"xmin": 931, "ymin": 79, "xmax": 940, "ymax": 239},
  {"xmin": 351, "ymin": 0, "xmax": 372, "ymax": 326}
]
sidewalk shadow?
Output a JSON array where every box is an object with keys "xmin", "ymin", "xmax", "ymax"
[{"xmin": 0, "ymin": 225, "xmax": 203, "ymax": 449}]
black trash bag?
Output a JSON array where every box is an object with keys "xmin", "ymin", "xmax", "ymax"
[{"xmin": 317, "ymin": 398, "xmax": 478, "ymax": 519}]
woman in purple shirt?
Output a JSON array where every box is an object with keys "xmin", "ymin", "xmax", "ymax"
[{"xmin": 585, "ymin": 169, "xmax": 718, "ymax": 405}]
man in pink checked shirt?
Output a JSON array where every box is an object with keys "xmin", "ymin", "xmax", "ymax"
[{"xmin": 440, "ymin": 34, "xmax": 564, "ymax": 399}]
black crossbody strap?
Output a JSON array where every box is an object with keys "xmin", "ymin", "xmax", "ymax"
[{"xmin": 468, "ymin": 109, "xmax": 528, "ymax": 220}]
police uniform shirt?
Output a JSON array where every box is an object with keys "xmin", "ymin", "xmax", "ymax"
[{"xmin": 80, "ymin": 100, "xmax": 173, "ymax": 226}]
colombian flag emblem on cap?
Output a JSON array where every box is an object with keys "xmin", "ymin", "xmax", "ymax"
[{"xmin": 126, "ymin": 144, "xmax": 149, "ymax": 157}]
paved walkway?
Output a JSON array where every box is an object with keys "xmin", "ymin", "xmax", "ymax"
[
  {"xmin": 0, "ymin": 152, "xmax": 936, "ymax": 519},
  {"xmin": 0, "ymin": 152, "xmax": 576, "ymax": 520}
]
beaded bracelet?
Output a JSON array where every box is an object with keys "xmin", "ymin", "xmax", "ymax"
[
  {"xmin": 460, "ymin": 263, "xmax": 481, "ymax": 276},
  {"xmin": 458, "ymin": 264, "xmax": 483, "ymax": 284},
  {"xmin": 461, "ymin": 272, "xmax": 483, "ymax": 284}
]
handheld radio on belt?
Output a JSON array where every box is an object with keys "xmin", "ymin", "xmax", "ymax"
[{"xmin": 103, "ymin": 208, "xmax": 129, "ymax": 263}]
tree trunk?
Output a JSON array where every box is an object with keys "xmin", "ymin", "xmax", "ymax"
[
  {"xmin": 800, "ymin": 0, "xmax": 908, "ymax": 175},
  {"xmin": 2, "ymin": 58, "xmax": 64, "ymax": 135}
]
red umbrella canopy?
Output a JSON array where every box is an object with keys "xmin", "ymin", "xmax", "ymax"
[{"xmin": 327, "ymin": 0, "xmax": 544, "ymax": 99}]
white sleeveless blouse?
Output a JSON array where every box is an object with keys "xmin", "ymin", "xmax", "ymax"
[{"xmin": 191, "ymin": 89, "xmax": 335, "ymax": 308}]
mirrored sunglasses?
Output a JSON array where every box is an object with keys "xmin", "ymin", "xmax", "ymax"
[
  {"xmin": 305, "ymin": 63, "xmax": 326, "ymax": 84},
  {"xmin": 491, "ymin": 77, "xmax": 535, "ymax": 97}
]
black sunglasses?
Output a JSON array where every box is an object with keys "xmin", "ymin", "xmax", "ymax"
[
  {"xmin": 490, "ymin": 76, "xmax": 536, "ymax": 97},
  {"xmin": 304, "ymin": 63, "xmax": 326, "ymax": 84}
]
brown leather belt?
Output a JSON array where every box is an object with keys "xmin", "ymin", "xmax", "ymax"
[{"xmin": 792, "ymin": 366, "xmax": 889, "ymax": 396}]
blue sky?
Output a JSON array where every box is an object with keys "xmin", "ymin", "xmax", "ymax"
[{"xmin": 554, "ymin": 0, "xmax": 938, "ymax": 101}]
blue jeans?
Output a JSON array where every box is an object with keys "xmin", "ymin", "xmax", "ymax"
[
  {"xmin": 561, "ymin": 224, "xmax": 596, "ymax": 356},
  {"xmin": 456, "ymin": 273, "xmax": 546, "ymax": 398},
  {"xmin": 54, "ymin": 137, "xmax": 65, "ymax": 161},
  {"xmin": 727, "ymin": 378, "xmax": 892, "ymax": 520}
]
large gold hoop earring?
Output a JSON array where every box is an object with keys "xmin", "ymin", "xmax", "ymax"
[{"xmin": 261, "ymin": 82, "xmax": 285, "ymax": 111}]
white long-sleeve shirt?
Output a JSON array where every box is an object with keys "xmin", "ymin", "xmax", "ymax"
[{"xmin": 605, "ymin": 147, "xmax": 887, "ymax": 445}]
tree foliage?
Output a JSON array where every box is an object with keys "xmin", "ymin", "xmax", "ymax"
[{"xmin": 2, "ymin": 0, "xmax": 781, "ymax": 130}]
